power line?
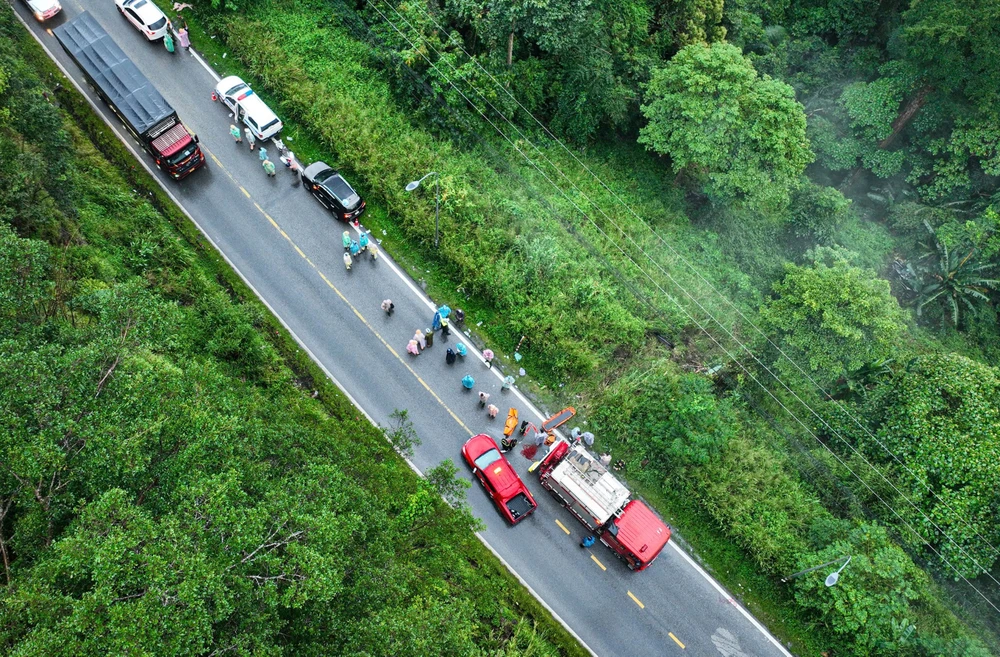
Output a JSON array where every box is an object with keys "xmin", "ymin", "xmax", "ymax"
[
  {"xmin": 364, "ymin": 0, "xmax": 1000, "ymax": 608},
  {"xmin": 381, "ymin": 0, "xmax": 1000, "ymax": 570}
]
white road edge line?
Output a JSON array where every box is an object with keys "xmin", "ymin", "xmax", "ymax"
[
  {"xmin": 17, "ymin": 12, "xmax": 597, "ymax": 657},
  {"xmin": 668, "ymin": 541, "xmax": 793, "ymax": 656}
]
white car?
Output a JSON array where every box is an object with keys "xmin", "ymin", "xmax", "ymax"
[
  {"xmin": 115, "ymin": 0, "xmax": 169, "ymax": 41},
  {"xmin": 22, "ymin": 0, "xmax": 62, "ymax": 21},
  {"xmin": 215, "ymin": 76, "xmax": 283, "ymax": 141}
]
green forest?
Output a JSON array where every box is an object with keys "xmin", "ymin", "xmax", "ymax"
[
  {"xmin": 0, "ymin": 7, "xmax": 582, "ymax": 656},
  {"xmin": 4, "ymin": 0, "xmax": 1000, "ymax": 652},
  {"xmin": 180, "ymin": 0, "xmax": 1000, "ymax": 654}
]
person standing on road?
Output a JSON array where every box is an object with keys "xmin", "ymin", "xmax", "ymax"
[
  {"xmin": 229, "ymin": 124, "xmax": 242, "ymax": 143},
  {"xmin": 343, "ymin": 251, "xmax": 352, "ymax": 271},
  {"xmin": 258, "ymin": 146, "xmax": 268, "ymax": 162},
  {"xmin": 176, "ymin": 22, "xmax": 190, "ymax": 50},
  {"xmin": 381, "ymin": 299, "xmax": 394, "ymax": 315},
  {"xmin": 262, "ymin": 159, "xmax": 276, "ymax": 177},
  {"xmin": 487, "ymin": 403, "xmax": 499, "ymax": 419},
  {"xmin": 478, "ymin": 391, "xmax": 490, "ymax": 408},
  {"xmin": 482, "ymin": 348, "xmax": 494, "ymax": 369},
  {"xmin": 244, "ymin": 128, "xmax": 256, "ymax": 151},
  {"xmin": 414, "ymin": 329, "xmax": 426, "ymax": 351},
  {"xmin": 342, "ymin": 231, "xmax": 352, "ymax": 251}
]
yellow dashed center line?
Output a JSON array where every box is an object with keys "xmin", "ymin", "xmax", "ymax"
[
  {"xmin": 669, "ymin": 632, "xmax": 685, "ymax": 649},
  {"xmin": 591, "ymin": 554, "xmax": 606, "ymax": 571},
  {"xmin": 206, "ymin": 151, "xmax": 474, "ymax": 438},
  {"xmin": 554, "ymin": 519, "xmax": 570, "ymax": 535},
  {"xmin": 627, "ymin": 591, "xmax": 644, "ymax": 609}
]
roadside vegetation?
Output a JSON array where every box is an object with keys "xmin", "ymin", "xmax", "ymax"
[
  {"xmin": 0, "ymin": 8, "xmax": 585, "ymax": 656},
  {"xmin": 187, "ymin": 0, "xmax": 1000, "ymax": 654}
]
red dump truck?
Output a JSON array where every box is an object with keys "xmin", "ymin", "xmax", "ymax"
[
  {"xmin": 538, "ymin": 440, "xmax": 671, "ymax": 571},
  {"xmin": 54, "ymin": 12, "xmax": 204, "ymax": 180}
]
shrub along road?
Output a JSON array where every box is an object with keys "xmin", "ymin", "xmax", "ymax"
[{"xmin": 16, "ymin": 1, "xmax": 791, "ymax": 655}]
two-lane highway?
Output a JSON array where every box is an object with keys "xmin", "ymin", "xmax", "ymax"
[{"xmin": 13, "ymin": 2, "xmax": 794, "ymax": 655}]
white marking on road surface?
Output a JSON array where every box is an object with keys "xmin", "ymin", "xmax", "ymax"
[
  {"xmin": 590, "ymin": 554, "xmax": 606, "ymax": 571},
  {"xmin": 554, "ymin": 519, "xmax": 570, "ymax": 535},
  {"xmin": 627, "ymin": 591, "xmax": 644, "ymax": 609},
  {"xmin": 712, "ymin": 628, "xmax": 750, "ymax": 657},
  {"xmin": 669, "ymin": 632, "xmax": 686, "ymax": 649}
]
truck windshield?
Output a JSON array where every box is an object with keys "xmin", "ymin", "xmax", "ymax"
[{"xmin": 166, "ymin": 143, "xmax": 195, "ymax": 166}]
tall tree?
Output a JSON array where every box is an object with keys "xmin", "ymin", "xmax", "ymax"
[{"xmin": 639, "ymin": 42, "xmax": 813, "ymax": 211}]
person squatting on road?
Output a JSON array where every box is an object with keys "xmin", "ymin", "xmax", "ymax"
[
  {"xmin": 478, "ymin": 391, "xmax": 490, "ymax": 407},
  {"xmin": 229, "ymin": 124, "xmax": 242, "ymax": 142},
  {"xmin": 461, "ymin": 374, "xmax": 475, "ymax": 390},
  {"xmin": 262, "ymin": 159, "xmax": 276, "ymax": 177},
  {"xmin": 486, "ymin": 403, "xmax": 499, "ymax": 419},
  {"xmin": 445, "ymin": 348, "xmax": 457, "ymax": 365},
  {"xmin": 381, "ymin": 299, "xmax": 394, "ymax": 315},
  {"xmin": 343, "ymin": 251, "xmax": 352, "ymax": 271},
  {"xmin": 581, "ymin": 535, "xmax": 596, "ymax": 548},
  {"xmin": 244, "ymin": 128, "xmax": 256, "ymax": 150},
  {"xmin": 500, "ymin": 435, "xmax": 517, "ymax": 452},
  {"xmin": 406, "ymin": 339, "xmax": 419, "ymax": 356},
  {"xmin": 502, "ymin": 375, "xmax": 514, "ymax": 390}
]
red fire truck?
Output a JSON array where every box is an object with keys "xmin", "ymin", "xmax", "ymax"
[{"xmin": 538, "ymin": 440, "xmax": 671, "ymax": 571}]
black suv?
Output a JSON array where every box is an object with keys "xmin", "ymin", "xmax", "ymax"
[{"xmin": 302, "ymin": 162, "xmax": 366, "ymax": 223}]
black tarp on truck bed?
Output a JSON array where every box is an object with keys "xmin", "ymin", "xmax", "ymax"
[{"xmin": 53, "ymin": 11, "xmax": 174, "ymax": 137}]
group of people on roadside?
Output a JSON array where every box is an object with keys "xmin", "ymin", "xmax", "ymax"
[{"xmin": 228, "ymin": 127, "xmax": 300, "ymax": 182}]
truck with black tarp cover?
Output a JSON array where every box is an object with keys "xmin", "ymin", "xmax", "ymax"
[{"xmin": 54, "ymin": 11, "xmax": 204, "ymax": 179}]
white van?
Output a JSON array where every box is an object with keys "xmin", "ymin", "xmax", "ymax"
[{"xmin": 215, "ymin": 76, "xmax": 283, "ymax": 141}]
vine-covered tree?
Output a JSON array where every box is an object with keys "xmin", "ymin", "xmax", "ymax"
[
  {"xmin": 861, "ymin": 353, "xmax": 1000, "ymax": 577},
  {"xmin": 759, "ymin": 248, "xmax": 906, "ymax": 384}
]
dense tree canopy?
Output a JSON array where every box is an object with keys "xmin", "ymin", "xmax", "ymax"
[
  {"xmin": 759, "ymin": 248, "xmax": 906, "ymax": 383},
  {"xmin": 639, "ymin": 42, "xmax": 812, "ymax": 210},
  {"xmin": 861, "ymin": 354, "xmax": 1000, "ymax": 577}
]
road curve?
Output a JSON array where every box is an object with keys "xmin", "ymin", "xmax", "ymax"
[{"xmin": 12, "ymin": 2, "xmax": 794, "ymax": 655}]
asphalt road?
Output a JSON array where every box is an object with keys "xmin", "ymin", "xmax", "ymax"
[{"xmin": 13, "ymin": 2, "xmax": 795, "ymax": 655}]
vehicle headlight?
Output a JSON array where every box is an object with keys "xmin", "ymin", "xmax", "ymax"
[{"xmin": 34, "ymin": 11, "xmax": 45, "ymax": 20}]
